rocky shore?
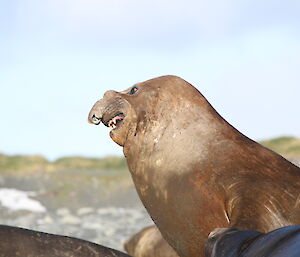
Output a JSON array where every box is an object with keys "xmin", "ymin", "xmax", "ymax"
[
  {"xmin": 0, "ymin": 158, "xmax": 299, "ymax": 252},
  {"xmin": 0, "ymin": 205, "xmax": 153, "ymax": 251},
  {"xmin": 0, "ymin": 170, "xmax": 153, "ymax": 251}
]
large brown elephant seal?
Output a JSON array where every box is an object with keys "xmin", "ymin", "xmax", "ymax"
[
  {"xmin": 124, "ymin": 225, "xmax": 178, "ymax": 257},
  {"xmin": 0, "ymin": 225, "xmax": 131, "ymax": 257},
  {"xmin": 88, "ymin": 75, "xmax": 300, "ymax": 257}
]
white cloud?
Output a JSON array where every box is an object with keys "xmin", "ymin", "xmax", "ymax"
[
  {"xmin": 8, "ymin": 0, "xmax": 298, "ymax": 49},
  {"xmin": 1, "ymin": 0, "xmax": 299, "ymax": 158},
  {"xmin": 8, "ymin": 1, "xmax": 247, "ymax": 42}
]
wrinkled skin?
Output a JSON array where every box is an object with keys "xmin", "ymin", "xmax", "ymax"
[
  {"xmin": 205, "ymin": 225, "xmax": 300, "ymax": 257},
  {"xmin": 124, "ymin": 225, "xmax": 178, "ymax": 257},
  {"xmin": 88, "ymin": 75, "xmax": 300, "ymax": 257},
  {"xmin": 0, "ymin": 225, "xmax": 131, "ymax": 257}
]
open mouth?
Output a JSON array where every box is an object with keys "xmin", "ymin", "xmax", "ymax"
[{"xmin": 102, "ymin": 113, "xmax": 125, "ymax": 131}]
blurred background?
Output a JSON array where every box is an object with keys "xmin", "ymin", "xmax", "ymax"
[{"xmin": 0, "ymin": 0, "xmax": 299, "ymax": 252}]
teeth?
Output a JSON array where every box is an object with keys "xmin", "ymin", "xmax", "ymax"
[
  {"xmin": 109, "ymin": 124, "xmax": 116, "ymax": 131},
  {"xmin": 107, "ymin": 115, "xmax": 123, "ymax": 131},
  {"xmin": 108, "ymin": 118, "xmax": 117, "ymax": 130}
]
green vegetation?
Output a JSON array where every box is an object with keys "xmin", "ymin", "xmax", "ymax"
[
  {"xmin": 1, "ymin": 136, "xmax": 299, "ymax": 174},
  {"xmin": 0, "ymin": 154, "xmax": 127, "ymax": 174},
  {"xmin": 0, "ymin": 154, "xmax": 48, "ymax": 173},
  {"xmin": 260, "ymin": 136, "xmax": 300, "ymax": 159},
  {"xmin": 52, "ymin": 156, "xmax": 127, "ymax": 171}
]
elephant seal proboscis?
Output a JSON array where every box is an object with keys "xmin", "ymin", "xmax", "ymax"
[
  {"xmin": 88, "ymin": 75, "xmax": 300, "ymax": 257},
  {"xmin": 124, "ymin": 225, "xmax": 178, "ymax": 257},
  {"xmin": 0, "ymin": 225, "xmax": 131, "ymax": 257}
]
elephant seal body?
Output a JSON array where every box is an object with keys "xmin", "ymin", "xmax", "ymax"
[
  {"xmin": 88, "ymin": 75, "xmax": 300, "ymax": 257},
  {"xmin": 205, "ymin": 225, "xmax": 300, "ymax": 257},
  {"xmin": 0, "ymin": 225, "xmax": 131, "ymax": 257},
  {"xmin": 124, "ymin": 225, "xmax": 178, "ymax": 257}
]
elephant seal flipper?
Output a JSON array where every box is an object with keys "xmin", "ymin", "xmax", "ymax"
[
  {"xmin": 89, "ymin": 75, "xmax": 300, "ymax": 257},
  {"xmin": 0, "ymin": 225, "xmax": 131, "ymax": 257}
]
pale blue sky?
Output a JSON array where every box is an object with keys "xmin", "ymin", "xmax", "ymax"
[{"xmin": 0, "ymin": 0, "xmax": 299, "ymax": 160}]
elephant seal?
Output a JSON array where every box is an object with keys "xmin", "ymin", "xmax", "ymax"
[
  {"xmin": 88, "ymin": 75, "xmax": 300, "ymax": 257},
  {"xmin": 0, "ymin": 225, "xmax": 131, "ymax": 257},
  {"xmin": 205, "ymin": 225, "xmax": 300, "ymax": 257},
  {"xmin": 124, "ymin": 225, "xmax": 178, "ymax": 257}
]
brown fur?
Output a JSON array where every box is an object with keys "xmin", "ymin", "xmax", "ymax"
[
  {"xmin": 124, "ymin": 225, "xmax": 178, "ymax": 257},
  {"xmin": 89, "ymin": 75, "xmax": 300, "ymax": 257},
  {"xmin": 0, "ymin": 225, "xmax": 131, "ymax": 257}
]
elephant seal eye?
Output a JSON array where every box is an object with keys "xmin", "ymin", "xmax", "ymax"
[{"xmin": 129, "ymin": 86, "xmax": 139, "ymax": 95}]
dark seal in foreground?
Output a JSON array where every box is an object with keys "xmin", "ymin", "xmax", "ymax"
[
  {"xmin": 0, "ymin": 225, "xmax": 131, "ymax": 257},
  {"xmin": 88, "ymin": 75, "xmax": 300, "ymax": 257},
  {"xmin": 205, "ymin": 225, "xmax": 300, "ymax": 257}
]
